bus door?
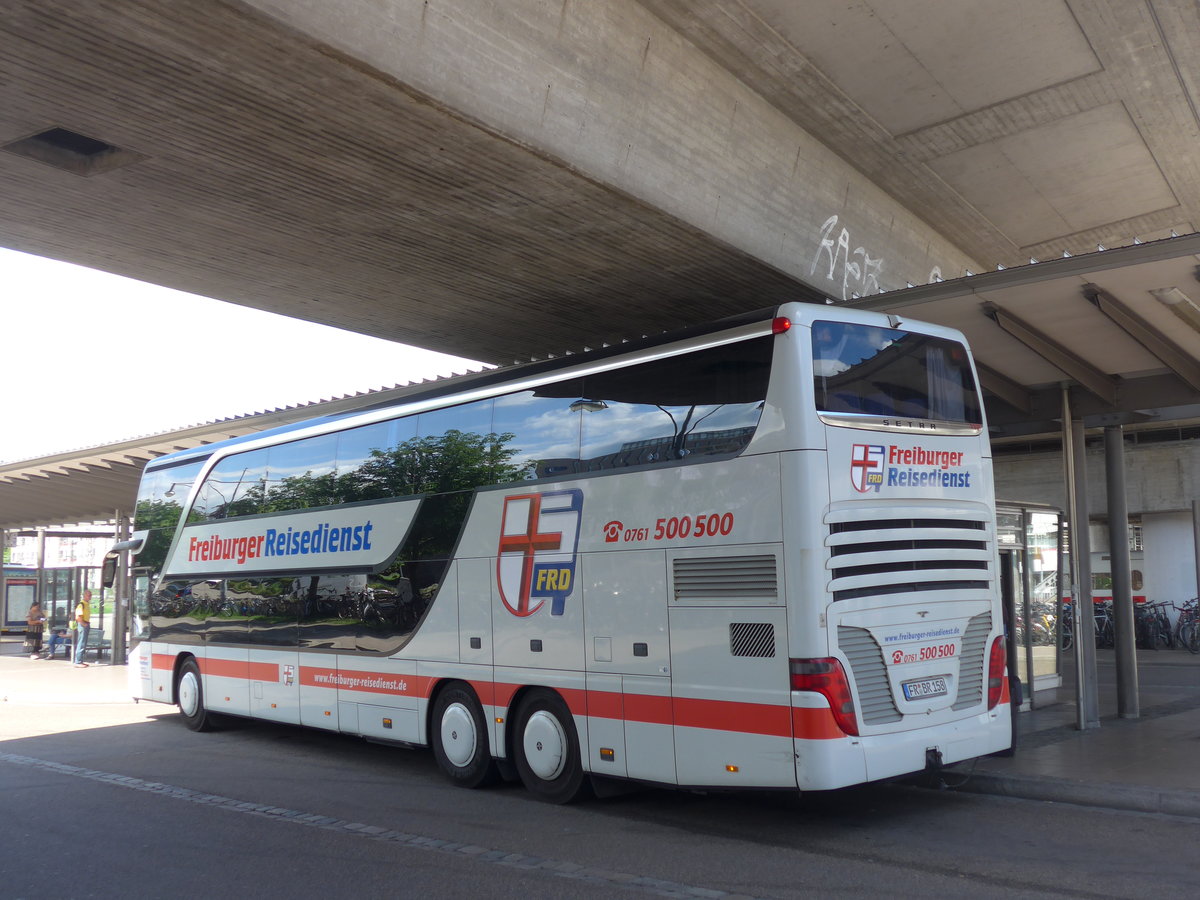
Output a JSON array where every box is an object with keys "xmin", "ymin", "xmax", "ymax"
[
  {"xmin": 582, "ymin": 550, "xmax": 673, "ymax": 783},
  {"xmin": 667, "ymin": 546, "xmax": 793, "ymax": 788}
]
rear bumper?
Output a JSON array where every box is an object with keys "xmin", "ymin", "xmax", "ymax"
[{"xmin": 795, "ymin": 704, "xmax": 1012, "ymax": 790}]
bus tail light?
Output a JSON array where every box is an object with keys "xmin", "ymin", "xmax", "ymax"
[
  {"xmin": 772, "ymin": 317, "xmax": 792, "ymax": 334},
  {"xmin": 790, "ymin": 657, "xmax": 858, "ymax": 736},
  {"xmin": 986, "ymin": 636, "xmax": 1006, "ymax": 709}
]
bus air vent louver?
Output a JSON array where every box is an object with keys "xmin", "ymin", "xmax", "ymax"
[
  {"xmin": 952, "ymin": 612, "xmax": 992, "ymax": 710},
  {"xmin": 837, "ymin": 625, "xmax": 902, "ymax": 724},
  {"xmin": 673, "ymin": 555, "xmax": 777, "ymax": 601},
  {"xmin": 827, "ymin": 510, "xmax": 993, "ymax": 603},
  {"xmin": 729, "ymin": 622, "xmax": 776, "ymax": 657}
]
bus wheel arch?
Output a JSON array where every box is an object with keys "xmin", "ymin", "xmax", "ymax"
[
  {"xmin": 174, "ymin": 655, "xmax": 215, "ymax": 732},
  {"xmin": 510, "ymin": 687, "xmax": 590, "ymax": 804},
  {"xmin": 429, "ymin": 680, "xmax": 498, "ymax": 788}
]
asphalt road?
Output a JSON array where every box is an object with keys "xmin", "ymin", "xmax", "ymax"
[{"xmin": 1, "ymin": 675, "xmax": 1197, "ymax": 899}]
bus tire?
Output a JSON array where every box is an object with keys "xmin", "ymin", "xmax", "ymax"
[
  {"xmin": 176, "ymin": 658, "xmax": 215, "ymax": 732},
  {"xmin": 431, "ymin": 683, "xmax": 498, "ymax": 788},
  {"xmin": 513, "ymin": 689, "xmax": 589, "ymax": 804}
]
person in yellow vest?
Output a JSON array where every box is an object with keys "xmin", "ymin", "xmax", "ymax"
[{"xmin": 73, "ymin": 590, "xmax": 92, "ymax": 668}]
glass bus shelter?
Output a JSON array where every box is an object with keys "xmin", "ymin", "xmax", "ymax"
[{"xmin": 996, "ymin": 501, "xmax": 1066, "ymax": 708}]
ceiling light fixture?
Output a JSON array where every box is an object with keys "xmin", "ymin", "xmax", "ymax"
[{"xmin": 1149, "ymin": 286, "xmax": 1200, "ymax": 334}]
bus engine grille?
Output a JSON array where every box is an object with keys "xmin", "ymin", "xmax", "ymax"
[
  {"xmin": 839, "ymin": 610, "xmax": 993, "ymax": 721},
  {"xmin": 837, "ymin": 625, "xmax": 902, "ymax": 724},
  {"xmin": 826, "ymin": 510, "xmax": 992, "ymax": 602},
  {"xmin": 951, "ymin": 611, "xmax": 992, "ymax": 710}
]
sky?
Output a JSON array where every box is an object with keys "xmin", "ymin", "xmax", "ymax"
[{"xmin": 0, "ymin": 248, "xmax": 482, "ymax": 464}]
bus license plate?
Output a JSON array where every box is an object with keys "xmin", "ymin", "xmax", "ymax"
[{"xmin": 902, "ymin": 676, "xmax": 948, "ymax": 701}]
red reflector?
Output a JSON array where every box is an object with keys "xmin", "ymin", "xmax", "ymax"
[
  {"xmin": 986, "ymin": 636, "xmax": 1006, "ymax": 710},
  {"xmin": 771, "ymin": 317, "xmax": 792, "ymax": 334},
  {"xmin": 790, "ymin": 657, "xmax": 858, "ymax": 736}
]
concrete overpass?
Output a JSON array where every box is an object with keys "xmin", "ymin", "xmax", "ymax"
[{"xmin": 5, "ymin": 1, "xmax": 1199, "ymax": 367}]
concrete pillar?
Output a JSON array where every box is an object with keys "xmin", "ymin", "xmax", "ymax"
[
  {"xmin": 112, "ymin": 511, "xmax": 130, "ymax": 664},
  {"xmin": 1105, "ymin": 426, "xmax": 1138, "ymax": 718},
  {"xmin": 1193, "ymin": 499, "xmax": 1200, "ymax": 604},
  {"xmin": 35, "ymin": 528, "xmax": 47, "ymax": 622},
  {"xmin": 1062, "ymin": 388, "xmax": 1100, "ymax": 729}
]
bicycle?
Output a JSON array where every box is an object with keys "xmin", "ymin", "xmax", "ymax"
[
  {"xmin": 1149, "ymin": 600, "xmax": 1174, "ymax": 650},
  {"xmin": 1060, "ymin": 600, "xmax": 1115, "ymax": 650},
  {"xmin": 1173, "ymin": 599, "xmax": 1199, "ymax": 654}
]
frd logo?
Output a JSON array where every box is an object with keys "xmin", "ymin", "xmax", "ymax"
[
  {"xmin": 850, "ymin": 444, "xmax": 886, "ymax": 493},
  {"xmin": 497, "ymin": 489, "xmax": 583, "ymax": 617}
]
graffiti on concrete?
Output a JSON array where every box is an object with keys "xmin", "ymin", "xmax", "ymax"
[{"xmin": 810, "ymin": 214, "xmax": 884, "ymax": 302}]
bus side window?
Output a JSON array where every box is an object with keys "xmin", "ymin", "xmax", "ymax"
[
  {"xmin": 335, "ymin": 419, "xmax": 415, "ymax": 501},
  {"xmin": 578, "ymin": 338, "xmax": 771, "ymax": 469},
  {"xmin": 194, "ymin": 449, "xmax": 269, "ymax": 520},
  {"xmin": 492, "ymin": 387, "xmax": 584, "ymax": 481},
  {"xmin": 262, "ymin": 435, "xmax": 337, "ymax": 512}
]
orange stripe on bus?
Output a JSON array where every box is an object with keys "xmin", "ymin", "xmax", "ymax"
[
  {"xmin": 149, "ymin": 650, "xmax": 841, "ymax": 739},
  {"xmin": 673, "ymin": 696, "xmax": 792, "ymax": 738},
  {"xmin": 585, "ymin": 690, "xmax": 623, "ymax": 720},
  {"xmin": 791, "ymin": 705, "xmax": 846, "ymax": 740},
  {"xmin": 247, "ymin": 662, "xmax": 279, "ymax": 681},
  {"xmin": 619, "ymin": 692, "xmax": 672, "ymax": 725}
]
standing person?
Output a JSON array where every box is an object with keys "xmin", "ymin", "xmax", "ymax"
[
  {"xmin": 73, "ymin": 590, "xmax": 92, "ymax": 668},
  {"xmin": 24, "ymin": 601, "xmax": 46, "ymax": 659}
]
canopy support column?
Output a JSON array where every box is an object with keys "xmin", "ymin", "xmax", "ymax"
[
  {"xmin": 1106, "ymin": 426, "xmax": 1138, "ymax": 718},
  {"xmin": 1063, "ymin": 387, "xmax": 1100, "ymax": 729}
]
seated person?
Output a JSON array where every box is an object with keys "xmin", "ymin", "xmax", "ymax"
[{"xmin": 44, "ymin": 628, "xmax": 70, "ymax": 659}]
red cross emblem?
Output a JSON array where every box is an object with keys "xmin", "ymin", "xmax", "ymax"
[
  {"xmin": 851, "ymin": 444, "xmax": 885, "ymax": 493},
  {"xmin": 497, "ymin": 490, "xmax": 583, "ymax": 617}
]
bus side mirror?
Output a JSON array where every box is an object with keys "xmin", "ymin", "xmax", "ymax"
[
  {"xmin": 101, "ymin": 552, "xmax": 120, "ymax": 589},
  {"xmin": 102, "ymin": 534, "xmax": 146, "ymax": 591}
]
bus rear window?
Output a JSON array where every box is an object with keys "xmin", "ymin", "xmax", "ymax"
[{"xmin": 812, "ymin": 321, "xmax": 981, "ymax": 425}]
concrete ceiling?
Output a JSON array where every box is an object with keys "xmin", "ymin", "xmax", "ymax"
[
  {"xmin": 0, "ymin": 0, "xmax": 813, "ymax": 365},
  {"xmin": 5, "ymin": 1, "xmax": 1200, "ymax": 364},
  {"xmin": 647, "ymin": 0, "xmax": 1200, "ymax": 264}
]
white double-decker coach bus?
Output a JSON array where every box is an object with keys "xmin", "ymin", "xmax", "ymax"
[{"xmin": 115, "ymin": 302, "xmax": 1011, "ymax": 802}]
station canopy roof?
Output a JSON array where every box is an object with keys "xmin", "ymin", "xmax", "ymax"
[
  {"xmin": 0, "ymin": 384, "xmax": 436, "ymax": 531},
  {"xmin": 3, "ymin": 232, "xmax": 1200, "ymax": 531}
]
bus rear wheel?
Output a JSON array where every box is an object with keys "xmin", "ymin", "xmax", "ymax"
[
  {"xmin": 431, "ymin": 683, "xmax": 498, "ymax": 788},
  {"xmin": 176, "ymin": 658, "xmax": 215, "ymax": 732},
  {"xmin": 513, "ymin": 689, "xmax": 589, "ymax": 804}
]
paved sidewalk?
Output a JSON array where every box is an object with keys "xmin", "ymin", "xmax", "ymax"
[
  {"xmin": 3, "ymin": 636, "xmax": 1198, "ymax": 817},
  {"xmin": 0, "ymin": 635, "xmax": 131, "ymax": 705},
  {"xmin": 950, "ymin": 648, "xmax": 1200, "ymax": 817}
]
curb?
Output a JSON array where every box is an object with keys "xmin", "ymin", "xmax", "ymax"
[{"xmin": 950, "ymin": 770, "xmax": 1200, "ymax": 819}]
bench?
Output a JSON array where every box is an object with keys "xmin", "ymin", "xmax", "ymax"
[
  {"xmin": 43, "ymin": 629, "xmax": 111, "ymax": 660},
  {"xmin": 83, "ymin": 632, "xmax": 113, "ymax": 660}
]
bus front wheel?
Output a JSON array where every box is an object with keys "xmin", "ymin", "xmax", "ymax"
[
  {"xmin": 431, "ymin": 683, "xmax": 498, "ymax": 788},
  {"xmin": 513, "ymin": 689, "xmax": 589, "ymax": 804},
  {"xmin": 176, "ymin": 658, "xmax": 215, "ymax": 732}
]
